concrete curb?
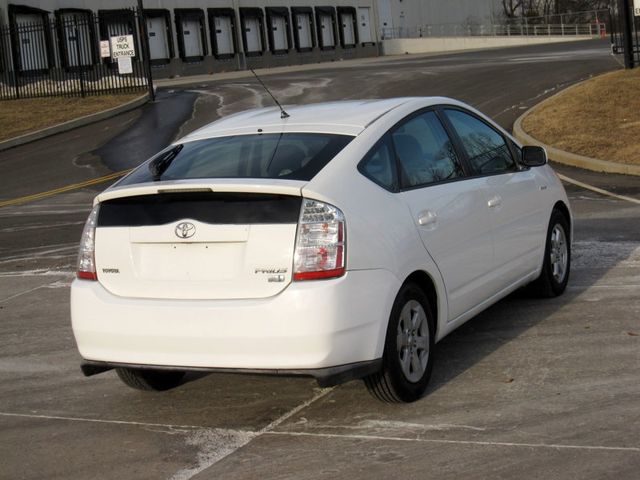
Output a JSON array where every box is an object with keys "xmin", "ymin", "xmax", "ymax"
[
  {"xmin": 512, "ymin": 76, "xmax": 640, "ymax": 177},
  {"xmin": 0, "ymin": 93, "xmax": 149, "ymax": 153}
]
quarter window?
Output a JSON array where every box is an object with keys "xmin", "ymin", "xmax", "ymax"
[
  {"xmin": 392, "ymin": 111, "xmax": 463, "ymax": 189},
  {"xmin": 444, "ymin": 109, "xmax": 517, "ymax": 175},
  {"xmin": 359, "ymin": 136, "xmax": 396, "ymax": 191}
]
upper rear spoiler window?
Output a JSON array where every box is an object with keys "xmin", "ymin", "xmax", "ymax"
[{"xmin": 98, "ymin": 192, "xmax": 302, "ymax": 226}]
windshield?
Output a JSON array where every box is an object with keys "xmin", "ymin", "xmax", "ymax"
[{"xmin": 119, "ymin": 133, "xmax": 353, "ymax": 185}]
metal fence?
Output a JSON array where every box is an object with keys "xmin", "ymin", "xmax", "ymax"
[
  {"xmin": 610, "ymin": 0, "xmax": 640, "ymax": 67},
  {"xmin": 0, "ymin": 9, "xmax": 150, "ymax": 100},
  {"xmin": 511, "ymin": 8, "xmax": 609, "ymax": 26},
  {"xmin": 381, "ymin": 23, "xmax": 606, "ymax": 40}
]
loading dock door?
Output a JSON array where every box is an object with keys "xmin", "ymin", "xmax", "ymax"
[
  {"xmin": 271, "ymin": 14, "xmax": 288, "ymax": 51},
  {"xmin": 245, "ymin": 17, "xmax": 262, "ymax": 53},
  {"xmin": 296, "ymin": 13, "xmax": 313, "ymax": 49},
  {"xmin": 60, "ymin": 13, "xmax": 93, "ymax": 67},
  {"xmin": 15, "ymin": 13, "xmax": 48, "ymax": 71},
  {"xmin": 147, "ymin": 16, "xmax": 170, "ymax": 61},
  {"xmin": 181, "ymin": 18, "xmax": 203, "ymax": 58},
  {"xmin": 214, "ymin": 15, "xmax": 234, "ymax": 55},
  {"xmin": 340, "ymin": 12, "xmax": 355, "ymax": 46},
  {"xmin": 377, "ymin": 0, "xmax": 393, "ymax": 38},
  {"xmin": 319, "ymin": 13, "xmax": 334, "ymax": 48},
  {"xmin": 357, "ymin": 7, "xmax": 373, "ymax": 44}
]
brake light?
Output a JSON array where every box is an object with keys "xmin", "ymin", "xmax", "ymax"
[
  {"xmin": 294, "ymin": 199, "xmax": 346, "ymax": 281},
  {"xmin": 77, "ymin": 205, "xmax": 100, "ymax": 281}
]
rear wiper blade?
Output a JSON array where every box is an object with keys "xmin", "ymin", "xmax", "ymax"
[{"xmin": 149, "ymin": 145, "xmax": 184, "ymax": 181}]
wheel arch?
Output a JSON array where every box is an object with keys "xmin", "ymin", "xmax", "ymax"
[
  {"xmin": 403, "ymin": 270, "xmax": 441, "ymax": 340},
  {"xmin": 553, "ymin": 200, "xmax": 572, "ymax": 241}
]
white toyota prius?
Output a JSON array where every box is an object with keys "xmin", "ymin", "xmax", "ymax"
[{"xmin": 71, "ymin": 97, "xmax": 571, "ymax": 402}]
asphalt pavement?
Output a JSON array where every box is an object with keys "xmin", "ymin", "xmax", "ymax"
[{"xmin": 1, "ymin": 39, "xmax": 639, "ymax": 479}]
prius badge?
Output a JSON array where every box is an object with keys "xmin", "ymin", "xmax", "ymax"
[{"xmin": 175, "ymin": 221, "xmax": 196, "ymax": 239}]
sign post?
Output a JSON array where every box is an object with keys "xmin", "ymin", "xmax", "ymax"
[{"xmin": 136, "ymin": 0, "xmax": 156, "ymax": 102}]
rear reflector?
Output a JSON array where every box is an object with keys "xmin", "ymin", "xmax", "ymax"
[
  {"xmin": 77, "ymin": 271, "xmax": 98, "ymax": 281},
  {"xmin": 293, "ymin": 199, "xmax": 346, "ymax": 281}
]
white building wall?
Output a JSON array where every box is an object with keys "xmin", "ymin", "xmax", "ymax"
[{"xmin": 377, "ymin": 0, "xmax": 504, "ymax": 35}]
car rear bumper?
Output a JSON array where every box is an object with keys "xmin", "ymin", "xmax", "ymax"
[
  {"xmin": 80, "ymin": 358, "xmax": 383, "ymax": 387},
  {"xmin": 71, "ymin": 269, "xmax": 399, "ymax": 376}
]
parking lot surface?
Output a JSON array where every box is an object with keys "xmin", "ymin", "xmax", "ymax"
[{"xmin": 1, "ymin": 40, "xmax": 639, "ymax": 479}]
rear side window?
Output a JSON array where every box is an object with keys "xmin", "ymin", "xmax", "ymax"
[
  {"xmin": 444, "ymin": 109, "xmax": 517, "ymax": 175},
  {"xmin": 392, "ymin": 111, "xmax": 463, "ymax": 189},
  {"xmin": 120, "ymin": 133, "xmax": 353, "ymax": 185},
  {"xmin": 358, "ymin": 136, "xmax": 397, "ymax": 191}
]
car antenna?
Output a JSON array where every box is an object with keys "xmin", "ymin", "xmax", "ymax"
[{"xmin": 250, "ymin": 68, "xmax": 290, "ymax": 119}]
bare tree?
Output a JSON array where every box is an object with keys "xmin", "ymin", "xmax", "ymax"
[
  {"xmin": 502, "ymin": 0, "xmax": 523, "ymax": 19},
  {"xmin": 502, "ymin": 0, "xmax": 610, "ymax": 20}
]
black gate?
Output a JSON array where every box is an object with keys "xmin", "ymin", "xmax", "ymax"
[
  {"xmin": 610, "ymin": 0, "xmax": 640, "ymax": 68},
  {"xmin": 0, "ymin": 8, "xmax": 152, "ymax": 100}
]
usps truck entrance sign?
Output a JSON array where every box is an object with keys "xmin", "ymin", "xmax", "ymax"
[
  {"xmin": 110, "ymin": 35, "xmax": 135, "ymax": 74},
  {"xmin": 111, "ymin": 35, "xmax": 135, "ymax": 58}
]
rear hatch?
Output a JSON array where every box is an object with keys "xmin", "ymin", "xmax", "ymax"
[{"xmin": 94, "ymin": 187, "xmax": 302, "ymax": 300}]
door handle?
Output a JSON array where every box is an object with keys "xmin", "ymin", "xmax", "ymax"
[
  {"xmin": 487, "ymin": 195, "xmax": 502, "ymax": 209},
  {"xmin": 417, "ymin": 210, "xmax": 438, "ymax": 228}
]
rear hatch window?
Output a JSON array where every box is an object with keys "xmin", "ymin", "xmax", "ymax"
[{"xmin": 119, "ymin": 133, "xmax": 353, "ymax": 185}]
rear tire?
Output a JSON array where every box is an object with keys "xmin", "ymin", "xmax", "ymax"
[
  {"xmin": 364, "ymin": 283, "xmax": 435, "ymax": 403},
  {"xmin": 530, "ymin": 209, "xmax": 571, "ymax": 298},
  {"xmin": 116, "ymin": 368, "xmax": 185, "ymax": 391}
]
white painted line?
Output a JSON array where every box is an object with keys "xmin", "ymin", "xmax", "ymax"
[
  {"xmin": 0, "ymin": 245, "xmax": 78, "ymax": 262},
  {"xmin": 1, "ymin": 242, "xmax": 77, "ymax": 253},
  {"xmin": 0, "ymin": 269, "xmax": 74, "ymax": 278},
  {"xmin": 0, "ymin": 221, "xmax": 84, "ymax": 233},
  {"xmin": 267, "ymin": 430, "xmax": 640, "ymax": 453},
  {"xmin": 559, "ymin": 174, "xmax": 640, "ymax": 206},
  {"xmin": 0, "ymin": 285, "xmax": 46, "ymax": 303},
  {"xmin": 0, "ymin": 388, "xmax": 335, "ymax": 480},
  {"xmin": 0, "ymin": 411, "xmax": 212, "ymax": 430},
  {"xmin": 171, "ymin": 387, "xmax": 334, "ymax": 480},
  {"xmin": 169, "ymin": 429, "xmax": 257, "ymax": 480},
  {"xmin": 259, "ymin": 387, "xmax": 335, "ymax": 433},
  {"xmin": 568, "ymin": 285, "xmax": 640, "ymax": 290},
  {"xmin": 317, "ymin": 420, "xmax": 486, "ymax": 432}
]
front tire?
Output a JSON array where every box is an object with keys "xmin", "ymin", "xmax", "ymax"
[
  {"xmin": 364, "ymin": 283, "xmax": 435, "ymax": 403},
  {"xmin": 116, "ymin": 368, "xmax": 185, "ymax": 391},
  {"xmin": 531, "ymin": 209, "xmax": 571, "ymax": 297}
]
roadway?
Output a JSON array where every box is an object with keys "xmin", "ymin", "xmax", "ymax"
[{"xmin": 1, "ymin": 39, "xmax": 639, "ymax": 479}]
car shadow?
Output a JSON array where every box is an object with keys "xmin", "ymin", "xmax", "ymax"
[{"xmin": 424, "ymin": 212, "xmax": 640, "ymax": 396}]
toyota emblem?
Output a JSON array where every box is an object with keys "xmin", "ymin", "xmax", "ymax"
[{"xmin": 175, "ymin": 222, "xmax": 196, "ymax": 239}]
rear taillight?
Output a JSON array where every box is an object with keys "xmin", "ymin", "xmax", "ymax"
[
  {"xmin": 293, "ymin": 199, "xmax": 346, "ymax": 281},
  {"xmin": 77, "ymin": 205, "xmax": 100, "ymax": 281}
]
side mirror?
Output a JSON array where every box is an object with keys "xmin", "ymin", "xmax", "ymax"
[{"xmin": 521, "ymin": 146, "xmax": 547, "ymax": 167}]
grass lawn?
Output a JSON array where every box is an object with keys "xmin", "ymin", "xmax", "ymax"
[
  {"xmin": 0, "ymin": 94, "xmax": 142, "ymax": 142},
  {"xmin": 522, "ymin": 68, "xmax": 640, "ymax": 165}
]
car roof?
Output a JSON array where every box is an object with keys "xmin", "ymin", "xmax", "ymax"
[{"xmin": 180, "ymin": 97, "xmax": 455, "ymax": 141}]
